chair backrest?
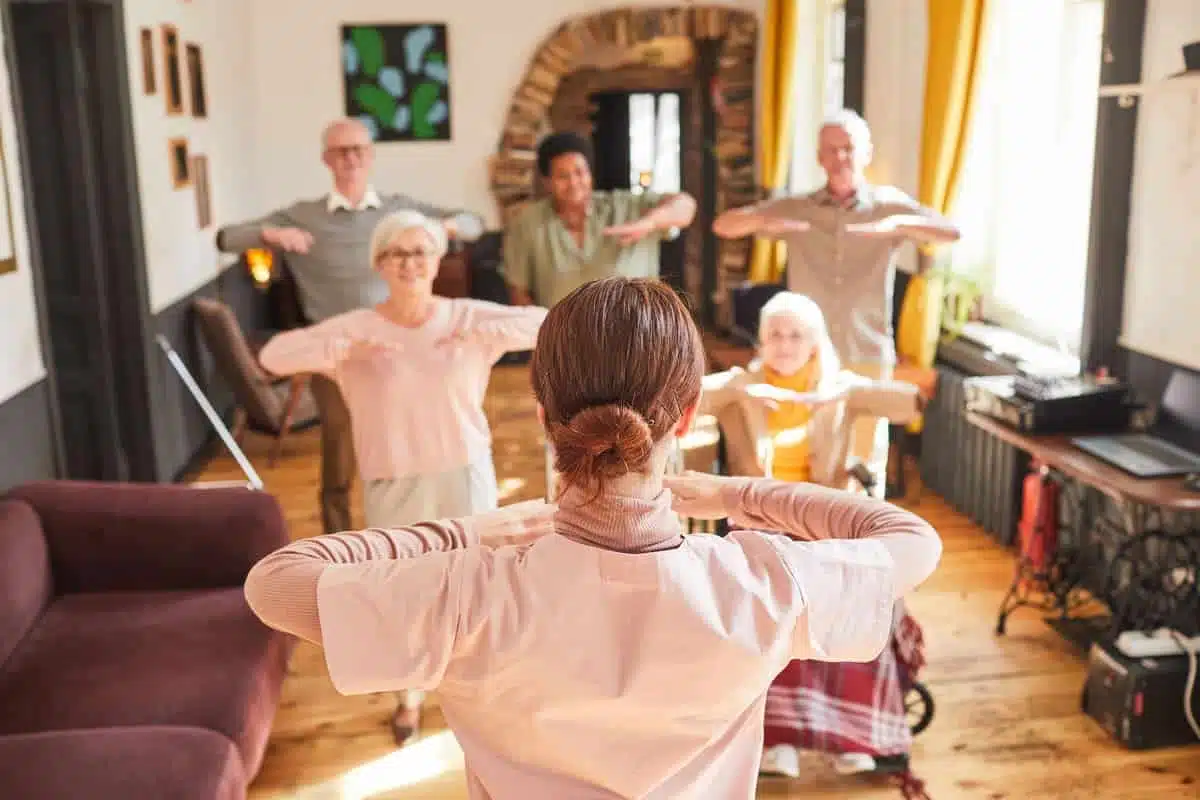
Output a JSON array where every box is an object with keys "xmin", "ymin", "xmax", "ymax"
[
  {"xmin": 192, "ymin": 297, "xmax": 284, "ymax": 430},
  {"xmin": 266, "ymin": 257, "xmax": 308, "ymax": 330}
]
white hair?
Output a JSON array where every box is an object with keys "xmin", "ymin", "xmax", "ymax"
[
  {"xmin": 758, "ymin": 292, "xmax": 841, "ymax": 389},
  {"xmin": 369, "ymin": 211, "xmax": 448, "ymax": 265},
  {"xmin": 819, "ymin": 108, "xmax": 872, "ymax": 149},
  {"xmin": 321, "ymin": 117, "xmax": 371, "ymax": 150}
]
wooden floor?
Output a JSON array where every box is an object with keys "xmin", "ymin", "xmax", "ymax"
[{"xmin": 192, "ymin": 366, "xmax": 1200, "ymax": 799}]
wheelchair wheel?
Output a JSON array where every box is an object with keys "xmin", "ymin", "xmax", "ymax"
[{"xmin": 905, "ymin": 682, "xmax": 934, "ymax": 735}]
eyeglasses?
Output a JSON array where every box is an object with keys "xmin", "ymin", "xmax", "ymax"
[
  {"xmin": 376, "ymin": 248, "xmax": 435, "ymax": 264},
  {"xmin": 327, "ymin": 144, "xmax": 370, "ymax": 159}
]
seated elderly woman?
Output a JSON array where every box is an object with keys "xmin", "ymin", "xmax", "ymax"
[
  {"xmin": 698, "ymin": 291, "xmax": 930, "ymax": 789},
  {"xmin": 257, "ymin": 209, "xmax": 547, "ymax": 745}
]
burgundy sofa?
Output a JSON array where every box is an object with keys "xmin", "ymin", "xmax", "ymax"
[{"xmin": 0, "ymin": 481, "xmax": 294, "ymax": 799}]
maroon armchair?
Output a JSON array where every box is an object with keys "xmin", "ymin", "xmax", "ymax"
[{"xmin": 0, "ymin": 481, "xmax": 294, "ymax": 799}]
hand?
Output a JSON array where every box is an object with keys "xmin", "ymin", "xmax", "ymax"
[
  {"xmin": 844, "ymin": 218, "xmax": 901, "ymax": 239},
  {"xmin": 433, "ymin": 327, "xmax": 469, "ymax": 348},
  {"xmin": 759, "ymin": 218, "xmax": 811, "ymax": 236},
  {"xmin": 343, "ymin": 338, "xmax": 396, "ymax": 361},
  {"xmin": 602, "ymin": 218, "xmax": 656, "ymax": 246},
  {"xmin": 442, "ymin": 218, "xmax": 459, "ymax": 239},
  {"xmin": 262, "ymin": 226, "xmax": 314, "ymax": 254},
  {"xmin": 664, "ymin": 471, "xmax": 743, "ymax": 520},
  {"xmin": 741, "ymin": 383, "xmax": 790, "ymax": 411},
  {"xmin": 472, "ymin": 500, "xmax": 557, "ymax": 547}
]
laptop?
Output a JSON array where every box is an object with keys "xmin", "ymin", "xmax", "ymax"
[{"xmin": 1072, "ymin": 369, "xmax": 1200, "ymax": 478}]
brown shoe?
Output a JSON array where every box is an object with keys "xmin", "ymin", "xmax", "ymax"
[{"xmin": 390, "ymin": 706, "xmax": 421, "ymax": 747}]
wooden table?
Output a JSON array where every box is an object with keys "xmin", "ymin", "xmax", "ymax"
[
  {"xmin": 964, "ymin": 411, "xmax": 1200, "ymax": 642},
  {"xmin": 966, "ymin": 412, "xmax": 1200, "ymax": 512}
]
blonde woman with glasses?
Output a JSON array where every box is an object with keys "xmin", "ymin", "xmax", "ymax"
[{"xmin": 258, "ymin": 210, "xmax": 547, "ymax": 745}]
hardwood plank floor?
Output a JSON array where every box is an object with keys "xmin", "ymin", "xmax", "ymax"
[{"xmin": 191, "ymin": 365, "xmax": 1200, "ymax": 799}]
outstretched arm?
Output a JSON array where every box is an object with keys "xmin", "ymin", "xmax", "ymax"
[
  {"xmin": 216, "ymin": 207, "xmax": 296, "ymax": 253},
  {"xmin": 387, "ymin": 194, "xmax": 485, "ymax": 242},
  {"xmin": 642, "ymin": 192, "xmax": 697, "ymax": 231},
  {"xmin": 846, "ymin": 189, "xmax": 960, "ymax": 245},
  {"xmin": 723, "ymin": 478, "xmax": 941, "ymax": 596},
  {"xmin": 243, "ymin": 501, "xmax": 555, "ymax": 645},
  {"xmin": 257, "ymin": 319, "xmax": 355, "ymax": 378},
  {"xmin": 601, "ymin": 192, "xmax": 699, "ymax": 245},
  {"xmin": 713, "ymin": 199, "xmax": 811, "ymax": 240},
  {"xmin": 442, "ymin": 302, "xmax": 548, "ymax": 356}
]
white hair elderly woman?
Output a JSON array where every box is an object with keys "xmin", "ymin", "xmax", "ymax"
[{"xmin": 258, "ymin": 210, "xmax": 548, "ymax": 744}]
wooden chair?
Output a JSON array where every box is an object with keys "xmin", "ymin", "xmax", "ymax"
[{"xmin": 192, "ymin": 297, "xmax": 318, "ymax": 466}]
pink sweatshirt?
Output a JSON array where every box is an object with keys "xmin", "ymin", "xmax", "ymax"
[
  {"xmin": 244, "ymin": 478, "xmax": 941, "ymax": 799},
  {"xmin": 258, "ymin": 299, "xmax": 547, "ymax": 480}
]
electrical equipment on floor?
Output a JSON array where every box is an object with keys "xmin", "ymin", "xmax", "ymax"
[
  {"xmin": 963, "ymin": 373, "xmax": 1133, "ymax": 434},
  {"xmin": 1083, "ymin": 637, "xmax": 1200, "ymax": 750}
]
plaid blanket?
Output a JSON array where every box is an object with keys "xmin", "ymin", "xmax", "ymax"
[{"xmin": 763, "ymin": 600, "xmax": 929, "ymax": 797}]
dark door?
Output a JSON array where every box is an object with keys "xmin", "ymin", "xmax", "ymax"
[
  {"xmin": 589, "ymin": 89, "xmax": 689, "ymax": 294},
  {"xmin": 7, "ymin": 0, "xmax": 155, "ymax": 481}
]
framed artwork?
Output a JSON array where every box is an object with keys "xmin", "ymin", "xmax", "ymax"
[
  {"xmin": 162, "ymin": 25, "xmax": 184, "ymax": 115},
  {"xmin": 168, "ymin": 138, "xmax": 190, "ymax": 188},
  {"xmin": 185, "ymin": 43, "xmax": 207, "ymax": 118},
  {"xmin": 140, "ymin": 28, "xmax": 156, "ymax": 95},
  {"xmin": 341, "ymin": 23, "xmax": 452, "ymax": 142},
  {"xmin": 191, "ymin": 154, "xmax": 211, "ymax": 228},
  {"xmin": 0, "ymin": 138, "xmax": 15, "ymax": 276}
]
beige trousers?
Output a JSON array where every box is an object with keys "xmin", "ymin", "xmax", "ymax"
[{"xmin": 845, "ymin": 362, "xmax": 893, "ymax": 499}]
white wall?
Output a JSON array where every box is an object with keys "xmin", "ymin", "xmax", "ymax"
[
  {"xmin": 0, "ymin": 23, "xmax": 45, "ymax": 405},
  {"xmin": 1120, "ymin": 0, "xmax": 1200, "ymax": 371},
  {"xmin": 862, "ymin": 0, "xmax": 926, "ymax": 273},
  {"xmin": 246, "ymin": 0, "xmax": 761, "ymax": 228},
  {"xmin": 124, "ymin": 0, "xmax": 262, "ymax": 313}
]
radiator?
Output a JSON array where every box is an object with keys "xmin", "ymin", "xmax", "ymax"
[{"xmin": 919, "ymin": 347, "xmax": 1028, "ymax": 546}]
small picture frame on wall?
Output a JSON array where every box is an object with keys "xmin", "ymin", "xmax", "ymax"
[
  {"xmin": 185, "ymin": 43, "xmax": 207, "ymax": 118},
  {"xmin": 191, "ymin": 154, "xmax": 211, "ymax": 228},
  {"xmin": 168, "ymin": 137, "xmax": 190, "ymax": 188},
  {"xmin": 139, "ymin": 28, "xmax": 156, "ymax": 95},
  {"xmin": 162, "ymin": 25, "xmax": 184, "ymax": 115}
]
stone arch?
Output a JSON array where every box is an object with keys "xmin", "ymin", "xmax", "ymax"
[{"xmin": 489, "ymin": 5, "xmax": 758, "ymax": 312}]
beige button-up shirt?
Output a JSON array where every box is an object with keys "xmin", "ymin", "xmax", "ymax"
[
  {"xmin": 502, "ymin": 190, "xmax": 669, "ymax": 307},
  {"xmin": 756, "ymin": 184, "xmax": 930, "ymax": 366}
]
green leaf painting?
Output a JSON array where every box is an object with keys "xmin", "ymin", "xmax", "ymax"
[{"xmin": 341, "ymin": 23, "xmax": 452, "ymax": 142}]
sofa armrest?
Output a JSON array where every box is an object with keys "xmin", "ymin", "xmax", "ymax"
[{"xmin": 4, "ymin": 481, "xmax": 289, "ymax": 594}]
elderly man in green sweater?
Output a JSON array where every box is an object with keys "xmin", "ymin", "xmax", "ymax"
[{"xmin": 217, "ymin": 117, "xmax": 483, "ymax": 535}]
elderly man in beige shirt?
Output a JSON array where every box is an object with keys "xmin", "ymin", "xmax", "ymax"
[
  {"xmin": 714, "ymin": 109, "xmax": 960, "ymax": 494},
  {"xmin": 503, "ymin": 132, "xmax": 697, "ymax": 307}
]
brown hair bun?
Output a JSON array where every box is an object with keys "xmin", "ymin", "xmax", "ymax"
[
  {"xmin": 532, "ymin": 277, "xmax": 705, "ymax": 496},
  {"xmin": 549, "ymin": 404, "xmax": 654, "ymax": 489}
]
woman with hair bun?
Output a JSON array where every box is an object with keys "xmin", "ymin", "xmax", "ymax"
[{"xmin": 245, "ymin": 276, "xmax": 942, "ymax": 798}]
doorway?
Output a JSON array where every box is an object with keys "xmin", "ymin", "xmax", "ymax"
[
  {"xmin": 5, "ymin": 0, "xmax": 155, "ymax": 481},
  {"xmin": 589, "ymin": 89, "xmax": 690, "ymax": 293}
]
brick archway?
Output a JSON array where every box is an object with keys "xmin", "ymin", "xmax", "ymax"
[{"xmin": 489, "ymin": 6, "xmax": 758, "ymax": 319}]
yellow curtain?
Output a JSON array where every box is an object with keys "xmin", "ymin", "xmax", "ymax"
[
  {"xmin": 896, "ymin": 0, "xmax": 988, "ymax": 430},
  {"xmin": 747, "ymin": 0, "xmax": 798, "ymax": 284}
]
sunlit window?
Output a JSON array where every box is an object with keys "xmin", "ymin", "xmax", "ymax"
[
  {"xmin": 628, "ymin": 92, "xmax": 681, "ymax": 194},
  {"xmin": 951, "ymin": 0, "xmax": 1105, "ymax": 352}
]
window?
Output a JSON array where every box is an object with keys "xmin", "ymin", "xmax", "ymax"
[
  {"xmin": 628, "ymin": 93, "xmax": 682, "ymax": 194},
  {"xmin": 824, "ymin": 0, "xmax": 846, "ymax": 116},
  {"xmin": 950, "ymin": 0, "xmax": 1105, "ymax": 353},
  {"xmin": 788, "ymin": 0, "xmax": 845, "ymax": 192}
]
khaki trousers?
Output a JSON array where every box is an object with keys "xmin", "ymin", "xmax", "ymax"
[
  {"xmin": 308, "ymin": 374, "xmax": 356, "ymax": 535},
  {"xmin": 845, "ymin": 361, "xmax": 893, "ymax": 499}
]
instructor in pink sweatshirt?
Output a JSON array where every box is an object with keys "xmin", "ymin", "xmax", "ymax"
[{"xmin": 246, "ymin": 277, "xmax": 942, "ymax": 797}]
